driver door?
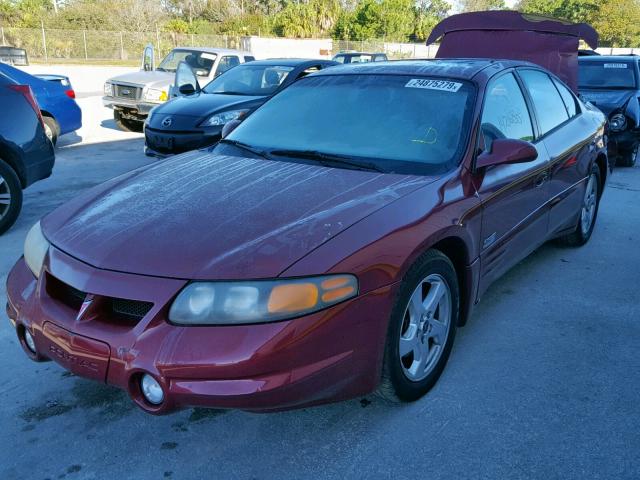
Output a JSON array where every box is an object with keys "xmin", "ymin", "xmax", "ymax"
[
  {"xmin": 170, "ymin": 61, "xmax": 200, "ymax": 98},
  {"xmin": 141, "ymin": 44, "xmax": 154, "ymax": 72},
  {"xmin": 474, "ymin": 71, "xmax": 550, "ymax": 296}
]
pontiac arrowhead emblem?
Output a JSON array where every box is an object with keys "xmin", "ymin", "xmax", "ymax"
[{"xmin": 77, "ymin": 294, "xmax": 94, "ymax": 321}]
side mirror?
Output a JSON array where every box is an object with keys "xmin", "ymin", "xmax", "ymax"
[
  {"xmin": 178, "ymin": 83, "xmax": 196, "ymax": 95},
  {"xmin": 476, "ymin": 138, "xmax": 538, "ymax": 169},
  {"xmin": 221, "ymin": 119, "xmax": 242, "ymax": 139}
]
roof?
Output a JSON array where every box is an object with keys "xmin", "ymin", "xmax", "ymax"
[
  {"xmin": 313, "ymin": 58, "xmax": 530, "ymax": 82},
  {"xmin": 579, "ymin": 55, "xmax": 638, "ymax": 62},
  {"xmin": 172, "ymin": 46, "xmax": 251, "ymax": 55},
  {"xmin": 333, "ymin": 52, "xmax": 386, "ymax": 56},
  {"xmin": 243, "ymin": 58, "xmax": 335, "ymax": 67}
]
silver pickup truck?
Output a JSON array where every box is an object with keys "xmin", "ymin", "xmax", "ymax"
[{"xmin": 103, "ymin": 45, "xmax": 255, "ymax": 131}]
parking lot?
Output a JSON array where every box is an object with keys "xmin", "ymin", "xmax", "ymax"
[{"xmin": 1, "ymin": 67, "xmax": 639, "ymax": 480}]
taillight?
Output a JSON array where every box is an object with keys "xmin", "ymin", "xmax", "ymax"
[
  {"xmin": 65, "ymin": 89, "xmax": 76, "ymax": 99},
  {"xmin": 9, "ymin": 84, "xmax": 44, "ymax": 127}
]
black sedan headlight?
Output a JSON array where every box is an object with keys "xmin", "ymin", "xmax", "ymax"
[{"xmin": 609, "ymin": 113, "xmax": 627, "ymax": 132}]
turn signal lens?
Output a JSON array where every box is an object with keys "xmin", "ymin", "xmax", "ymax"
[{"xmin": 268, "ymin": 283, "xmax": 319, "ymax": 313}]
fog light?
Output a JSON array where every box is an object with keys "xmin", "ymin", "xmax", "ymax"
[
  {"xmin": 23, "ymin": 329, "xmax": 37, "ymax": 353},
  {"xmin": 140, "ymin": 374, "xmax": 164, "ymax": 405}
]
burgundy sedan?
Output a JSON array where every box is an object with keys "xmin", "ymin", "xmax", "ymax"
[{"xmin": 6, "ymin": 59, "xmax": 607, "ymax": 414}]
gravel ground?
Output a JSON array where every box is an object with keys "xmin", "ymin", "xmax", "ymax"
[{"xmin": 0, "ymin": 67, "xmax": 639, "ymax": 480}]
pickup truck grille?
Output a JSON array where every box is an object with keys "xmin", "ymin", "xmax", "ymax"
[{"xmin": 113, "ymin": 84, "xmax": 142, "ymax": 100}]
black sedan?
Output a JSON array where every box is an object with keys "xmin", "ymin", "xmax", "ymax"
[
  {"xmin": 0, "ymin": 70, "xmax": 55, "ymax": 234},
  {"xmin": 579, "ymin": 55, "xmax": 640, "ymax": 167},
  {"xmin": 144, "ymin": 58, "xmax": 337, "ymax": 156}
]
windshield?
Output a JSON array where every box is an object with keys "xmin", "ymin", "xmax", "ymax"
[
  {"xmin": 157, "ymin": 50, "xmax": 216, "ymax": 75},
  {"xmin": 227, "ymin": 74, "xmax": 475, "ymax": 175},
  {"xmin": 203, "ymin": 64, "xmax": 294, "ymax": 96},
  {"xmin": 335, "ymin": 54, "xmax": 373, "ymax": 64},
  {"xmin": 579, "ymin": 61, "xmax": 637, "ymax": 89}
]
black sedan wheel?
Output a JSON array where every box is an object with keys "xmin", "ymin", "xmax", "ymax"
[{"xmin": 0, "ymin": 159, "xmax": 23, "ymax": 235}]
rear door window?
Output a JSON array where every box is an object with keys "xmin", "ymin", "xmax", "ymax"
[
  {"xmin": 519, "ymin": 69, "xmax": 570, "ymax": 135},
  {"xmin": 216, "ymin": 56, "xmax": 240, "ymax": 77}
]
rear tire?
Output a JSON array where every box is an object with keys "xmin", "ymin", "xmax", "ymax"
[
  {"xmin": 556, "ymin": 163, "xmax": 601, "ymax": 247},
  {"xmin": 618, "ymin": 144, "xmax": 638, "ymax": 167},
  {"xmin": 114, "ymin": 111, "xmax": 144, "ymax": 133},
  {"xmin": 377, "ymin": 249, "xmax": 459, "ymax": 403},
  {"xmin": 0, "ymin": 159, "xmax": 23, "ymax": 235},
  {"xmin": 43, "ymin": 116, "xmax": 58, "ymax": 146}
]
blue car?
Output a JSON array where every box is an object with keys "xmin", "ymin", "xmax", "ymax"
[{"xmin": 0, "ymin": 63, "xmax": 81, "ymax": 145}]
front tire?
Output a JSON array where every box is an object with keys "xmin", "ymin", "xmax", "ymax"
[
  {"xmin": 556, "ymin": 163, "xmax": 601, "ymax": 247},
  {"xmin": 0, "ymin": 159, "xmax": 23, "ymax": 235},
  {"xmin": 114, "ymin": 111, "xmax": 144, "ymax": 133},
  {"xmin": 377, "ymin": 249, "xmax": 459, "ymax": 402}
]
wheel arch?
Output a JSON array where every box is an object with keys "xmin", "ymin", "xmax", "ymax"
[
  {"xmin": 401, "ymin": 229, "xmax": 477, "ymax": 328},
  {"xmin": 0, "ymin": 143, "xmax": 27, "ymax": 188},
  {"xmin": 594, "ymin": 153, "xmax": 608, "ymax": 196}
]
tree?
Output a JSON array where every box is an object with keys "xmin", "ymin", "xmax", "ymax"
[
  {"xmin": 592, "ymin": 0, "xmax": 640, "ymax": 46},
  {"xmin": 517, "ymin": 0, "xmax": 599, "ymax": 24},
  {"xmin": 460, "ymin": 0, "xmax": 505, "ymax": 12},
  {"xmin": 413, "ymin": 0, "xmax": 450, "ymax": 41}
]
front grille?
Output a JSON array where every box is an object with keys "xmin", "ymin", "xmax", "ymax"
[
  {"xmin": 47, "ymin": 274, "xmax": 86, "ymax": 310},
  {"xmin": 111, "ymin": 298, "xmax": 153, "ymax": 320},
  {"xmin": 113, "ymin": 84, "xmax": 142, "ymax": 100},
  {"xmin": 46, "ymin": 274, "xmax": 153, "ymax": 325}
]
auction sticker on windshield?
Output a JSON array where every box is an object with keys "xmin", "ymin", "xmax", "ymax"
[{"xmin": 405, "ymin": 79, "xmax": 463, "ymax": 92}]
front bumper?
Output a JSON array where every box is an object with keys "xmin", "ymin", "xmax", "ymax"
[
  {"xmin": 144, "ymin": 126, "xmax": 222, "ymax": 156},
  {"xmin": 7, "ymin": 248, "xmax": 393, "ymax": 414},
  {"xmin": 102, "ymin": 96, "xmax": 159, "ymax": 117},
  {"xmin": 607, "ymin": 128, "xmax": 640, "ymax": 156}
]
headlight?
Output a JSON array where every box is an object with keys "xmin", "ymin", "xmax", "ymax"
[
  {"xmin": 144, "ymin": 88, "xmax": 168, "ymax": 102},
  {"xmin": 200, "ymin": 109, "xmax": 248, "ymax": 127},
  {"xmin": 169, "ymin": 274, "xmax": 358, "ymax": 325},
  {"xmin": 610, "ymin": 113, "xmax": 627, "ymax": 132},
  {"xmin": 24, "ymin": 222, "xmax": 50, "ymax": 278},
  {"xmin": 103, "ymin": 82, "xmax": 113, "ymax": 97}
]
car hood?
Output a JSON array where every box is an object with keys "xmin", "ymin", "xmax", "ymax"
[
  {"xmin": 579, "ymin": 89, "xmax": 637, "ymax": 116},
  {"xmin": 108, "ymin": 70, "xmax": 174, "ymax": 89},
  {"xmin": 42, "ymin": 152, "xmax": 436, "ymax": 280},
  {"xmin": 149, "ymin": 93, "xmax": 264, "ymax": 123}
]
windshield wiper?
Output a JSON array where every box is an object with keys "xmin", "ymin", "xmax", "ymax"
[
  {"xmin": 268, "ymin": 149, "xmax": 386, "ymax": 173},
  {"xmin": 219, "ymin": 139, "xmax": 269, "ymax": 159}
]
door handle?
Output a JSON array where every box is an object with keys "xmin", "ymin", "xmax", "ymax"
[{"xmin": 534, "ymin": 171, "xmax": 549, "ymax": 188}]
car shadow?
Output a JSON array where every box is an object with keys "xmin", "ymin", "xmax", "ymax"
[
  {"xmin": 57, "ymin": 132, "xmax": 83, "ymax": 147},
  {"xmin": 100, "ymin": 118, "xmax": 121, "ymax": 131}
]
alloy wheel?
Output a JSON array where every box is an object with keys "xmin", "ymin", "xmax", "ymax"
[
  {"xmin": 399, "ymin": 273, "xmax": 452, "ymax": 382},
  {"xmin": 0, "ymin": 174, "xmax": 11, "ymax": 221},
  {"xmin": 580, "ymin": 173, "xmax": 598, "ymax": 235}
]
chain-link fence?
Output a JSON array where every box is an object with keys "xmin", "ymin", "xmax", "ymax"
[
  {"xmin": 0, "ymin": 26, "xmax": 431, "ymax": 63},
  {"xmin": 0, "ymin": 27, "xmax": 244, "ymax": 63}
]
